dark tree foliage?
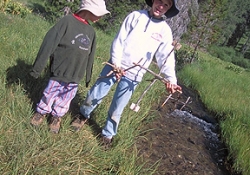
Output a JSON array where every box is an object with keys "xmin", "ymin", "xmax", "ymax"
[
  {"xmin": 93, "ymin": 0, "xmax": 145, "ymax": 34},
  {"xmin": 227, "ymin": 11, "xmax": 250, "ymax": 53},
  {"xmin": 227, "ymin": 22, "xmax": 247, "ymax": 48},
  {"xmin": 44, "ymin": 0, "xmax": 80, "ymax": 22},
  {"xmin": 223, "ymin": 0, "xmax": 250, "ymax": 48},
  {"xmin": 44, "ymin": 0, "xmax": 145, "ymax": 34},
  {"xmin": 184, "ymin": 0, "xmax": 250, "ymax": 58},
  {"xmin": 42, "ymin": 0, "xmax": 250, "ymax": 55},
  {"xmin": 240, "ymin": 11, "xmax": 250, "ymax": 56},
  {"xmin": 185, "ymin": 0, "xmax": 223, "ymax": 49}
]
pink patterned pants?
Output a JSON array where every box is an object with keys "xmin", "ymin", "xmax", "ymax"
[{"xmin": 36, "ymin": 79, "xmax": 78, "ymax": 117}]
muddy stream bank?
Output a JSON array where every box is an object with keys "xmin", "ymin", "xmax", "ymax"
[{"xmin": 136, "ymin": 83, "xmax": 241, "ymax": 175}]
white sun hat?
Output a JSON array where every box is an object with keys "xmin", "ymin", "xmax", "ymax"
[{"xmin": 76, "ymin": 0, "xmax": 110, "ymax": 16}]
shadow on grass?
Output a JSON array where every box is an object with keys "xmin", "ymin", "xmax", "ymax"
[
  {"xmin": 6, "ymin": 59, "xmax": 47, "ymax": 110},
  {"xmin": 5, "ymin": 59, "xmax": 102, "ymax": 135}
]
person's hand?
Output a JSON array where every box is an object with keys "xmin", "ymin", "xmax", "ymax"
[
  {"xmin": 165, "ymin": 82, "xmax": 182, "ymax": 94},
  {"xmin": 113, "ymin": 66, "xmax": 126, "ymax": 81},
  {"xmin": 29, "ymin": 70, "xmax": 39, "ymax": 79}
]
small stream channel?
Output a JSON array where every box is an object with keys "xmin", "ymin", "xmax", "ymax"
[{"xmin": 170, "ymin": 109, "xmax": 238, "ymax": 175}]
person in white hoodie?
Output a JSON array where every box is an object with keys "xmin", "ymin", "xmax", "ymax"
[{"xmin": 72, "ymin": 0, "xmax": 182, "ymax": 147}]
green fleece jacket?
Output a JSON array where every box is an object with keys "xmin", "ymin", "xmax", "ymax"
[{"xmin": 30, "ymin": 14, "xmax": 96, "ymax": 86}]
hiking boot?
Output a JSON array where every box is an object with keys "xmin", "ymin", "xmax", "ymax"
[
  {"xmin": 30, "ymin": 112, "xmax": 46, "ymax": 126},
  {"xmin": 100, "ymin": 136, "xmax": 112, "ymax": 150},
  {"xmin": 49, "ymin": 116, "xmax": 61, "ymax": 134},
  {"xmin": 71, "ymin": 114, "xmax": 88, "ymax": 132}
]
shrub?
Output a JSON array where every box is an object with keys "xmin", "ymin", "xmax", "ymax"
[
  {"xmin": 208, "ymin": 45, "xmax": 235, "ymax": 62},
  {"xmin": 208, "ymin": 45, "xmax": 250, "ymax": 69},
  {"xmin": 232, "ymin": 57, "xmax": 250, "ymax": 69},
  {"xmin": 175, "ymin": 46, "xmax": 200, "ymax": 70},
  {"xmin": 44, "ymin": 0, "xmax": 80, "ymax": 22},
  {"xmin": 225, "ymin": 64, "xmax": 244, "ymax": 74},
  {"xmin": 93, "ymin": 0, "xmax": 145, "ymax": 35},
  {"xmin": 0, "ymin": 0, "xmax": 32, "ymax": 18}
]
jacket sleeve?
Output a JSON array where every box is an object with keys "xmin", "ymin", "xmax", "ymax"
[
  {"xmin": 155, "ymin": 34, "xmax": 177, "ymax": 85},
  {"xmin": 111, "ymin": 12, "xmax": 136, "ymax": 67},
  {"xmin": 85, "ymin": 33, "xmax": 96, "ymax": 87},
  {"xmin": 30, "ymin": 18, "xmax": 67, "ymax": 78}
]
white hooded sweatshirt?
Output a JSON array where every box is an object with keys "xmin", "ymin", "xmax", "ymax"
[{"xmin": 110, "ymin": 9, "xmax": 177, "ymax": 84}]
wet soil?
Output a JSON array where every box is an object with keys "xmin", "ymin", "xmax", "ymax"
[{"xmin": 136, "ymin": 83, "xmax": 240, "ymax": 175}]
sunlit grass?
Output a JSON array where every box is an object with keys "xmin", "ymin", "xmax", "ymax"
[{"xmin": 0, "ymin": 12, "xmax": 165, "ymax": 174}]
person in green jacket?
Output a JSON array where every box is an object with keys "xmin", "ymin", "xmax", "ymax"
[{"xmin": 30, "ymin": 0, "xmax": 110, "ymax": 133}]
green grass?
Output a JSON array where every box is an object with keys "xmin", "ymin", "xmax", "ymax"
[
  {"xmin": 1, "ymin": 5, "xmax": 250, "ymax": 175},
  {"xmin": 0, "ymin": 12, "xmax": 163, "ymax": 174}
]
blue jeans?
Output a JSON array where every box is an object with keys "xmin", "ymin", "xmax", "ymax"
[{"xmin": 80, "ymin": 64, "xmax": 139, "ymax": 139}]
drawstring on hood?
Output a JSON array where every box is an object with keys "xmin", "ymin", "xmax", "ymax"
[
  {"xmin": 144, "ymin": 10, "xmax": 166, "ymax": 32},
  {"xmin": 144, "ymin": 11, "xmax": 152, "ymax": 32}
]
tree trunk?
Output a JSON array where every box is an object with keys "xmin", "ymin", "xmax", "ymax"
[{"xmin": 241, "ymin": 34, "xmax": 250, "ymax": 56}]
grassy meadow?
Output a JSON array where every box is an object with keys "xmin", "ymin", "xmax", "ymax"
[
  {"xmin": 1, "ymin": 6, "xmax": 250, "ymax": 175},
  {"xmin": 0, "ymin": 12, "xmax": 167, "ymax": 174}
]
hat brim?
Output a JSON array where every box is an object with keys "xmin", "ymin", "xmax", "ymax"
[
  {"xmin": 76, "ymin": 7, "xmax": 110, "ymax": 17},
  {"xmin": 145, "ymin": 0, "xmax": 179, "ymax": 18}
]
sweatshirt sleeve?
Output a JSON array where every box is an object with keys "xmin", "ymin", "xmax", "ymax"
[
  {"xmin": 85, "ymin": 33, "xmax": 96, "ymax": 87},
  {"xmin": 111, "ymin": 12, "xmax": 136, "ymax": 67},
  {"xmin": 155, "ymin": 34, "xmax": 177, "ymax": 85},
  {"xmin": 30, "ymin": 18, "xmax": 67, "ymax": 78}
]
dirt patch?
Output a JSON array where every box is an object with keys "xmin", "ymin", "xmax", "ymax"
[{"xmin": 136, "ymin": 83, "xmax": 240, "ymax": 175}]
